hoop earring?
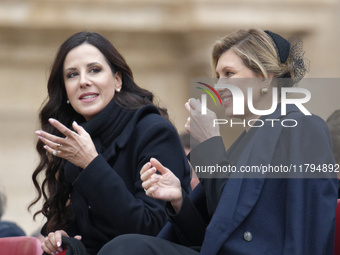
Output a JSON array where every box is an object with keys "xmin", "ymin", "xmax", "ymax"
[{"xmin": 260, "ymin": 87, "xmax": 268, "ymax": 95}]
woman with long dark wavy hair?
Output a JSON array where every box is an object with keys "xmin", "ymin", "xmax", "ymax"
[{"xmin": 29, "ymin": 31, "xmax": 191, "ymax": 255}]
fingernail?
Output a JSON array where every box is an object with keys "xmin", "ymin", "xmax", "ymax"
[
  {"xmin": 58, "ymin": 247, "xmax": 64, "ymax": 252},
  {"xmin": 35, "ymin": 131, "xmax": 41, "ymax": 135},
  {"xmin": 57, "ymin": 241, "xmax": 61, "ymax": 247},
  {"xmin": 73, "ymin": 121, "xmax": 78, "ymax": 126},
  {"xmin": 49, "ymin": 118, "xmax": 55, "ymax": 123},
  {"xmin": 43, "ymin": 145, "xmax": 48, "ymax": 149},
  {"xmin": 51, "ymin": 253, "xmax": 55, "ymax": 255}
]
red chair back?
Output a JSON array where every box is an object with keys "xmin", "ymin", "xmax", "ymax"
[
  {"xmin": 0, "ymin": 236, "xmax": 43, "ymax": 255},
  {"xmin": 335, "ymin": 199, "xmax": 340, "ymax": 255}
]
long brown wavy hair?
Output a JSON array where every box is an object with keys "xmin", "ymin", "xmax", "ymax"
[{"xmin": 28, "ymin": 31, "xmax": 169, "ymax": 233}]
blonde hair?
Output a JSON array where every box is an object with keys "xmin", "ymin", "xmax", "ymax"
[{"xmin": 212, "ymin": 28, "xmax": 299, "ymax": 86}]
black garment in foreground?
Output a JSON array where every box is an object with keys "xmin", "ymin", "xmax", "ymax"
[{"xmin": 98, "ymin": 234, "xmax": 199, "ymax": 255}]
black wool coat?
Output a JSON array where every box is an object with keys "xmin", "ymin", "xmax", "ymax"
[{"xmin": 51, "ymin": 100, "xmax": 191, "ymax": 255}]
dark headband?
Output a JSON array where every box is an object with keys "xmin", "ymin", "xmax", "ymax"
[{"xmin": 264, "ymin": 30, "xmax": 291, "ymax": 63}]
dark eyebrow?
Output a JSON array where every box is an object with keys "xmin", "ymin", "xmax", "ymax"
[
  {"xmin": 64, "ymin": 62, "xmax": 102, "ymax": 74},
  {"xmin": 64, "ymin": 67, "xmax": 76, "ymax": 75},
  {"xmin": 87, "ymin": 62, "xmax": 101, "ymax": 67}
]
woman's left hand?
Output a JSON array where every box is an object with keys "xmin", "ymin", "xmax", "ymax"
[{"xmin": 35, "ymin": 118, "xmax": 98, "ymax": 169}]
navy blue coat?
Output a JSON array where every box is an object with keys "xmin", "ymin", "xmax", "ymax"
[{"xmin": 159, "ymin": 105, "xmax": 338, "ymax": 254}]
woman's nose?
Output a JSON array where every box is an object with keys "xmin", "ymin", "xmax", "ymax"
[
  {"xmin": 79, "ymin": 73, "xmax": 91, "ymax": 88},
  {"xmin": 215, "ymin": 78, "xmax": 228, "ymax": 93}
]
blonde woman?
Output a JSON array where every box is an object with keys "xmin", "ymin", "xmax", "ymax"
[{"xmin": 99, "ymin": 28, "xmax": 337, "ymax": 255}]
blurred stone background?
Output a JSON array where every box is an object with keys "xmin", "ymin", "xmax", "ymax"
[{"xmin": 0, "ymin": 0, "xmax": 339, "ymax": 236}]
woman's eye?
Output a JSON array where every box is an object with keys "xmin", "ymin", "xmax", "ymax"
[
  {"xmin": 216, "ymin": 71, "xmax": 234, "ymax": 78},
  {"xmin": 90, "ymin": 67, "xmax": 101, "ymax": 73},
  {"xmin": 66, "ymin": 72, "xmax": 77, "ymax": 79}
]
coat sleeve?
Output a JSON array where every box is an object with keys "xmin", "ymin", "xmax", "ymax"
[
  {"xmin": 70, "ymin": 115, "xmax": 191, "ymax": 239},
  {"xmin": 158, "ymin": 185, "xmax": 209, "ymax": 246},
  {"xmin": 280, "ymin": 113, "xmax": 338, "ymax": 254},
  {"xmin": 157, "ymin": 137, "xmax": 228, "ymax": 246}
]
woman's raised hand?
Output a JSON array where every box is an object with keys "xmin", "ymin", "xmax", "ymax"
[
  {"xmin": 141, "ymin": 158, "xmax": 183, "ymax": 213},
  {"xmin": 185, "ymin": 98, "xmax": 220, "ymax": 143},
  {"xmin": 35, "ymin": 118, "xmax": 98, "ymax": 169}
]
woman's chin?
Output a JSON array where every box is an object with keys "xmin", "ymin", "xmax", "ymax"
[{"xmin": 224, "ymin": 108, "xmax": 234, "ymax": 119}]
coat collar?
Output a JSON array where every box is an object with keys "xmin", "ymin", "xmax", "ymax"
[{"xmin": 100, "ymin": 104, "xmax": 160, "ymax": 160}]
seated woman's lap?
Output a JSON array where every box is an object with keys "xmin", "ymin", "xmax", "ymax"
[{"xmin": 98, "ymin": 234, "xmax": 199, "ymax": 255}]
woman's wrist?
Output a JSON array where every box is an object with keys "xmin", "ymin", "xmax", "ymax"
[
  {"xmin": 81, "ymin": 152, "xmax": 99, "ymax": 169},
  {"xmin": 171, "ymin": 196, "xmax": 183, "ymax": 214}
]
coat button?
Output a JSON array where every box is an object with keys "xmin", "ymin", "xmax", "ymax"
[{"xmin": 243, "ymin": 231, "xmax": 252, "ymax": 242}]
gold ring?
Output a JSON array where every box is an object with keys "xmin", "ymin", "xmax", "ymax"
[{"xmin": 56, "ymin": 143, "xmax": 61, "ymax": 151}]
